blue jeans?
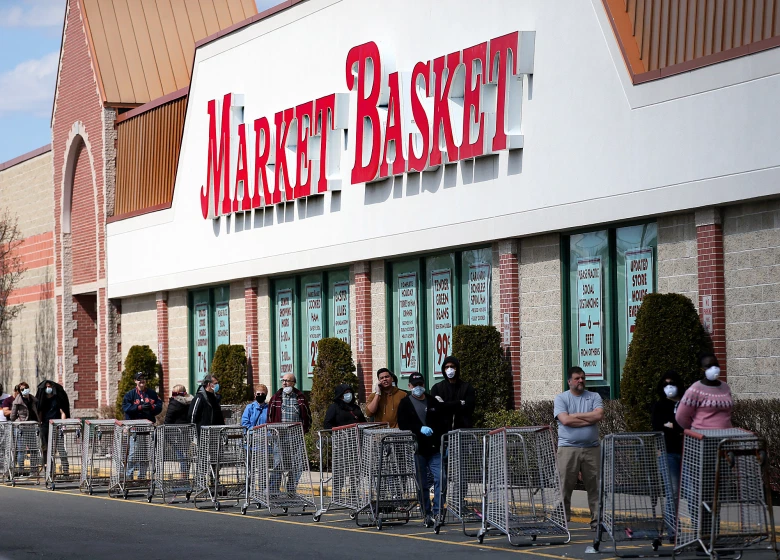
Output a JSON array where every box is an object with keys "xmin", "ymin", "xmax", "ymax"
[
  {"xmin": 125, "ymin": 436, "xmax": 148, "ymax": 479},
  {"xmin": 415, "ymin": 453, "xmax": 442, "ymax": 517},
  {"xmin": 661, "ymin": 452, "xmax": 681, "ymax": 536}
]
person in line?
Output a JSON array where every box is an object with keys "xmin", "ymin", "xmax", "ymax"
[
  {"xmin": 164, "ymin": 385, "xmax": 193, "ymax": 425},
  {"xmin": 431, "ymin": 356, "xmax": 476, "ymax": 430},
  {"xmin": 267, "ymin": 374, "xmax": 311, "ymax": 495},
  {"xmin": 121, "ymin": 373, "xmax": 162, "ymax": 479},
  {"xmin": 1, "ymin": 386, "xmax": 16, "ymax": 421},
  {"xmin": 36, "ymin": 380, "xmax": 70, "ymax": 473},
  {"xmin": 651, "ymin": 371, "xmax": 685, "ymax": 539},
  {"xmin": 189, "ymin": 374, "xmax": 225, "ymax": 431},
  {"xmin": 0, "ymin": 383, "xmax": 10, "ymax": 421},
  {"xmin": 10, "ymin": 382, "xmax": 39, "ymax": 422},
  {"xmin": 241, "ymin": 385, "xmax": 270, "ymax": 430},
  {"xmin": 366, "ymin": 368, "xmax": 406, "ymax": 428},
  {"xmin": 324, "ymin": 384, "xmax": 366, "ymax": 429},
  {"xmin": 397, "ymin": 372, "xmax": 448, "ymax": 528},
  {"xmin": 554, "ymin": 366, "xmax": 604, "ymax": 531},
  {"xmin": 675, "ymin": 353, "xmax": 733, "ymax": 430}
]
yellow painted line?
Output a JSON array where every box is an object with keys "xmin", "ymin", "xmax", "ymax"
[{"xmin": 0, "ymin": 485, "xmax": 579, "ymax": 558}]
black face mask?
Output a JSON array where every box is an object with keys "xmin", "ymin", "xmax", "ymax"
[{"xmin": 256, "ymin": 394, "xmax": 267, "ymax": 404}]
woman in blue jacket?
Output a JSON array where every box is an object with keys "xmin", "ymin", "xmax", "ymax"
[{"xmin": 241, "ymin": 385, "xmax": 269, "ymax": 430}]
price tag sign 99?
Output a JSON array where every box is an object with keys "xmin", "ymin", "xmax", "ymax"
[
  {"xmin": 196, "ymin": 303, "xmax": 209, "ymax": 378},
  {"xmin": 306, "ymin": 283, "xmax": 323, "ymax": 376},
  {"xmin": 431, "ymin": 269, "xmax": 453, "ymax": 374},
  {"xmin": 398, "ymin": 273, "xmax": 419, "ymax": 373}
]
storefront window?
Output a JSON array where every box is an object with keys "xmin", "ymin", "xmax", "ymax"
[
  {"xmin": 188, "ymin": 285, "xmax": 230, "ymax": 391},
  {"xmin": 564, "ymin": 223, "xmax": 657, "ymax": 398}
]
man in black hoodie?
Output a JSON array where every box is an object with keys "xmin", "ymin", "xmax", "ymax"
[
  {"xmin": 430, "ymin": 356, "xmax": 476, "ymax": 430},
  {"xmin": 188, "ymin": 374, "xmax": 225, "ymax": 432},
  {"xmin": 324, "ymin": 384, "xmax": 366, "ymax": 429}
]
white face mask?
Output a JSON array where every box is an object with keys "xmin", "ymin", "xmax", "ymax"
[
  {"xmin": 21, "ymin": 388, "xmax": 30, "ymax": 396},
  {"xmin": 411, "ymin": 386, "xmax": 425, "ymax": 398},
  {"xmin": 663, "ymin": 385, "xmax": 678, "ymax": 399},
  {"xmin": 445, "ymin": 367, "xmax": 456, "ymax": 379},
  {"xmin": 705, "ymin": 366, "xmax": 721, "ymax": 381},
  {"xmin": 283, "ymin": 386, "xmax": 293, "ymax": 395},
  {"xmin": 46, "ymin": 387, "xmax": 53, "ymax": 395},
  {"xmin": 343, "ymin": 392, "xmax": 353, "ymax": 403}
]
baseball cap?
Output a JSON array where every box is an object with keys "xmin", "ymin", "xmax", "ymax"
[
  {"xmin": 133, "ymin": 372, "xmax": 146, "ymax": 381},
  {"xmin": 408, "ymin": 372, "xmax": 425, "ymax": 387}
]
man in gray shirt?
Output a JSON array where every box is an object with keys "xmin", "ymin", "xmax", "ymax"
[{"xmin": 554, "ymin": 366, "xmax": 604, "ymax": 530}]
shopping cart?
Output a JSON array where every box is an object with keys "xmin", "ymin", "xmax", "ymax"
[
  {"xmin": 242, "ymin": 422, "xmax": 314, "ymax": 516},
  {"xmin": 434, "ymin": 428, "xmax": 489, "ymax": 536},
  {"xmin": 590, "ymin": 432, "xmax": 672, "ymax": 557},
  {"xmin": 313, "ymin": 422, "xmax": 387, "ymax": 521},
  {"xmin": 354, "ymin": 428, "xmax": 419, "ymax": 530},
  {"xmin": 478, "ymin": 426, "xmax": 570, "ymax": 546},
  {"xmin": 675, "ymin": 428, "xmax": 778, "ymax": 560},
  {"xmin": 80, "ymin": 419, "xmax": 116, "ymax": 494},
  {"xmin": 45, "ymin": 419, "xmax": 83, "ymax": 490},
  {"xmin": 148, "ymin": 424, "xmax": 197, "ymax": 504},
  {"xmin": 194, "ymin": 424, "xmax": 246, "ymax": 511},
  {"xmin": 108, "ymin": 420, "xmax": 155, "ymax": 499},
  {"xmin": 0, "ymin": 423, "xmax": 11, "ymax": 483},
  {"xmin": 6, "ymin": 421, "xmax": 43, "ymax": 486}
]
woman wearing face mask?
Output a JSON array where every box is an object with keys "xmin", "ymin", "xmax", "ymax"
[
  {"xmin": 675, "ymin": 353, "xmax": 733, "ymax": 431},
  {"xmin": 10, "ymin": 382, "xmax": 39, "ymax": 422},
  {"xmin": 651, "ymin": 370, "xmax": 685, "ymax": 538},
  {"xmin": 241, "ymin": 384, "xmax": 270, "ymax": 430},
  {"xmin": 323, "ymin": 384, "xmax": 366, "ymax": 429},
  {"xmin": 164, "ymin": 385, "xmax": 193, "ymax": 425}
]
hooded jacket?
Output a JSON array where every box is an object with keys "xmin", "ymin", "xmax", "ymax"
[
  {"xmin": 268, "ymin": 387, "xmax": 311, "ymax": 433},
  {"xmin": 188, "ymin": 386, "xmax": 225, "ymax": 430},
  {"xmin": 650, "ymin": 372, "xmax": 685, "ymax": 455},
  {"xmin": 164, "ymin": 394, "xmax": 194, "ymax": 425},
  {"xmin": 397, "ymin": 391, "xmax": 449, "ymax": 457},
  {"xmin": 430, "ymin": 356, "xmax": 476, "ymax": 430},
  {"xmin": 241, "ymin": 400, "xmax": 269, "ymax": 430},
  {"xmin": 122, "ymin": 386, "xmax": 163, "ymax": 422},
  {"xmin": 323, "ymin": 384, "xmax": 366, "ymax": 429},
  {"xmin": 35, "ymin": 380, "xmax": 70, "ymax": 421}
]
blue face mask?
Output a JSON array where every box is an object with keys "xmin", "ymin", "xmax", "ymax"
[
  {"xmin": 411, "ymin": 386, "xmax": 425, "ymax": 398},
  {"xmin": 343, "ymin": 393, "xmax": 353, "ymax": 403},
  {"xmin": 212, "ymin": 383, "xmax": 220, "ymax": 393}
]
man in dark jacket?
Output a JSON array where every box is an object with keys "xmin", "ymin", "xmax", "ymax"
[
  {"xmin": 188, "ymin": 374, "xmax": 225, "ymax": 431},
  {"xmin": 397, "ymin": 372, "xmax": 448, "ymax": 527},
  {"xmin": 324, "ymin": 384, "xmax": 366, "ymax": 429},
  {"xmin": 122, "ymin": 373, "xmax": 163, "ymax": 422},
  {"xmin": 430, "ymin": 356, "xmax": 476, "ymax": 430},
  {"xmin": 36, "ymin": 380, "xmax": 70, "ymax": 469}
]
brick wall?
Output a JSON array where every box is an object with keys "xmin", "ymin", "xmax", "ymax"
[
  {"xmin": 723, "ymin": 200, "xmax": 780, "ymax": 398},
  {"xmin": 696, "ymin": 209, "xmax": 727, "ymax": 378},
  {"xmin": 72, "ymin": 294, "xmax": 97, "ymax": 408},
  {"xmin": 499, "ymin": 240, "xmax": 521, "ymax": 406},
  {"xmin": 167, "ymin": 291, "xmax": 189, "ymax": 392},
  {"xmin": 519, "ymin": 234, "xmax": 562, "ymax": 401},
  {"xmin": 245, "ymin": 281, "xmax": 259, "ymax": 388},
  {"xmin": 658, "ymin": 214, "xmax": 698, "ymax": 304},
  {"xmin": 70, "ymin": 143, "xmax": 97, "ymax": 285},
  {"xmin": 156, "ymin": 293, "xmax": 168, "ymax": 397}
]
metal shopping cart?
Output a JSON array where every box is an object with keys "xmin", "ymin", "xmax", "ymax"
[
  {"xmin": 478, "ymin": 426, "xmax": 570, "ymax": 546},
  {"xmin": 354, "ymin": 428, "xmax": 419, "ymax": 530},
  {"xmin": 80, "ymin": 419, "xmax": 116, "ymax": 494},
  {"xmin": 243, "ymin": 422, "xmax": 314, "ymax": 516},
  {"xmin": 313, "ymin": 423, "xmax": 387, "ymax": 522},
  {"xmin": 0, "ymin": 423, "xmax": 13, "ymax": 483},
  {"xmin": 148, "ymin": 423, "xmax": 197, "ymax": 504},
  {"xmin": 590, "ymin": 432, "xmax": 673, "ymax": 557},
  {"xmin": 194, "ymin": 424, "xmax": 246, "ymax": 511},
  {"xmin": 7, "ymin": 421, "xmax": 43, "ymax": 486},
  {"xmin": 675, "ymin": 428, "xmax": 778, "ymax": 560},
  {"xmin": 434, "ymin": 428, "xmax": 489, "ymax": 536},
  {"xmin": 108, "ymin": 420, "xmax": 155, "ymax": 499},
  {"xmin": 45, "ymin": 419, "xmax": 83, "ymax": 490}
]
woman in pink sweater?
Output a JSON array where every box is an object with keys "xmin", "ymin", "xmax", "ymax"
[{"xmin": 675, "ymin": 353, "xmax": 733, "ymax": 430}]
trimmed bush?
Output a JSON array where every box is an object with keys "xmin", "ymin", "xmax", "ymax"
[
  {"xmin": 310, "ymin": 338, "xmax": 359, "ymax": 432},
  {"xmin": 115, "ymin": 345, "xmax": 161, "ymax": 419},
  {"xmin": 621, "ymin": 293, "xmax": 712, "ymax": 432},
  {"xmin": 732, "ymin": 399, "xmax": 780, "ymax": 496},
  {"xmin": 210, "ymin": 344, "xmax": 251, "ymax": 405},
  {"xmin": 452, "ymin": 325, "xmax": 511, "ymax": 428}
]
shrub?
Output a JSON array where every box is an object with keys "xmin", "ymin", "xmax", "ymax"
[
  {"xmin": 621, "ymin": 293, "xmax": 712, "ymax": 432},
  {"xmin": 210, "ymin": 344, "xmax": 251, "ymax": 405},
  {"xmin": 483, "ymin": 408, "xmax": 530, "ymax": 429},
  {"xmin": 732, "ymin": 399, "xmax": 780, "ymax": 496},
  {"xmin": 115, "ymin": 345, "xmax": 161, "ymax": 419},
  {"xmin": 452, "ymin": 325, "xmax": 511, "ymax": 428},
  {"xmin": 310, "ymin": 338, "xmax": 359, "ymax": 432}
]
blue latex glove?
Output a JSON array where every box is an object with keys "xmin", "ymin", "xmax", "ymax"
[{"xmin": 420, "ymin": 426, "xmax": 433, "ymax": 436}]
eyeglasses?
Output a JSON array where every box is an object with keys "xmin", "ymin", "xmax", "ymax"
[{"xmin": 281, "ymin": 379, "xmax": 295, "ymax": 385}]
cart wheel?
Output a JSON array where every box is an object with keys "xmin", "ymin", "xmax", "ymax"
[
  {"xmin": 652, "ymin": 539, "xmax": 661, "ymax": 551},
  {"xmin": 256, "ymin": 504, "xmax": 261, "ymax": 510},
  {"xmin": 313, "ymin": 513, "xmax": 321, "ymax": 522},
  {"xmin": 88, "ymin": 488, "xmax": 94, "ymax": 496},
  {"xmin": 434, "ymin": 524, "xmax": 441, "ymax": 534},
  {"xmin": 531, "ymin": 535, "xmax": 537, "ymax": 542},
  {"xmin": 147, "ymin": 495, "xmax": 153, "ymax": 503},
  {"xmin": 215, "ymin": 502, "xmax": 221, "ymax": 511},
  {"xmin": 478, "ymin": 533, "xmax": 485, "ymax": 544},
  {"xmin": 241, "ymin": 505, "xmax": 248, "ymax": 515},
  {"xmin": 123, "ymin": 490, "xmax": 129, "ymax": 500},
  {"xmin": 376, "ymin": 519, "xmax": 383, "ymax": 531},
  {"xmin": 283, "ymin": 507, "xmax": 288, "ymax": 513},
  {"xmin": 10, "ymin": 481, "xmax": 15, "ymax": 488},
  {"xmin": 186, "ymin": 492, "xmax": 192, "ymax": 502},
  {"xmin": 591, "ymin": 540, "xmax": 600, "ymax": 552},
  {"xmin": 349, "ymin": 512, "xmax": 356, "ymax": 520},
  {"xmin": 50, "ymin": 484, "xmax": 55, "ymax": 491}
]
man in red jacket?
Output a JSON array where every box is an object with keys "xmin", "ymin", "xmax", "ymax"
[{"xmin": 267, "ymin": 373, "xmax": 311, "ymax": 495}]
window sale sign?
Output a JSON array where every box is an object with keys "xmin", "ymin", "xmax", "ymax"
[
  {"xmin": 198, "ymin": 31, "xmax": 535, "ymax": 219},
  {"xmin": 306, "ymin": 283, "xmax": 323, "ymax": 376},
  {"xmin": 277, "ymin": 289, "xmax": 295, "ymax": 376},
  {"xmin": 577, "ymin": 258, "xmax": 603, "ymax": 379},
  {"xmin": 431, "ymin": 269, "xmax": 452, "ymax": 374},
  {"xmin": 398, "ymin": 272, "xmax": 419, "ymax": 374},
  {"xmin": 625, "ymin": 248, "xmax": 653, "ymax": 345}
]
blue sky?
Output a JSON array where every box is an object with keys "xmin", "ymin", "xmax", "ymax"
[{"xmin": 0, "ymin": 0, "xmax": 282, "ymax": 164}]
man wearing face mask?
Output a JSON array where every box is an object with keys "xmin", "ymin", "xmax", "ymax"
[
  {"xmin": 188, "ymin": 374, "xmax": 225, "ymax": 432},
  {"xmin": 324, "ymin": 384, "xmax": 366, "ymax": 429},
  {"xmin": 676, "ymin": 353, "xmax": 733, "ymax": 430},
  {"xmin": 241, "ymin": 384, "xmax": 270, "ymax": 430},
  {"xmin": 430, "ymin": 356, "xmax": 476, "ymax": 430},
  {"xmin": 651, "ymin": 371, "xmax": 685, "ymax": 538},
  {"xmin": 36, "ymin": 380, "xmax": 70, "ymax": 461},
  {"xmin": 268, "ymin": 374, "xmax": 311, "ymax": 433},
  {"xmin": 397, "ymin": 372, "xmax": 448, "ymax": 528}
]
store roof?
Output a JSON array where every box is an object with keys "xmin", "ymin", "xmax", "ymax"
[{"xmin": 80, "ymin": 0, "xmax": 257, "ymax": 106}]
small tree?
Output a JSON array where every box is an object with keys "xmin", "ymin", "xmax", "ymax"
[
  {"xmin": 0, "ymin": 210, "xmax": 26, "ymax": 371},
  {"xmin": 310, "ymin": 338, "xmax": 358, "ymax": 432},
  {"xmin": 115, "ymin": 345, "xmax": 161, "ymax": 419},
  {"xmin": 621, "ymin": 293, "xmax": 712, "ymax": 431},
  {"xmin": 452, "ymin": 325, "xmax": 511, "ymax": 428},
  {"xmin": 210, "ymin": 344, "xmax": 250, "ymax": 404}
]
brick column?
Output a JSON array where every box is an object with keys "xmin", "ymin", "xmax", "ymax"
[
  {"xmin": 696, "ymin": 208, "xmax": 727, "ymax": 379},
  {"xmin": 354, "ymin": 262, "xmax": 373, "ymax": 399},
  {"xmin": 244, "ymin": 279, "xmax": 259, "ymax": 390},
  {"xmin": 499, "ymin": 240, "xmax": 521, "ymax": 406},
  {"xmin": 156, "ymin": 292, "xmax": 168, "ymax": 397}
]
